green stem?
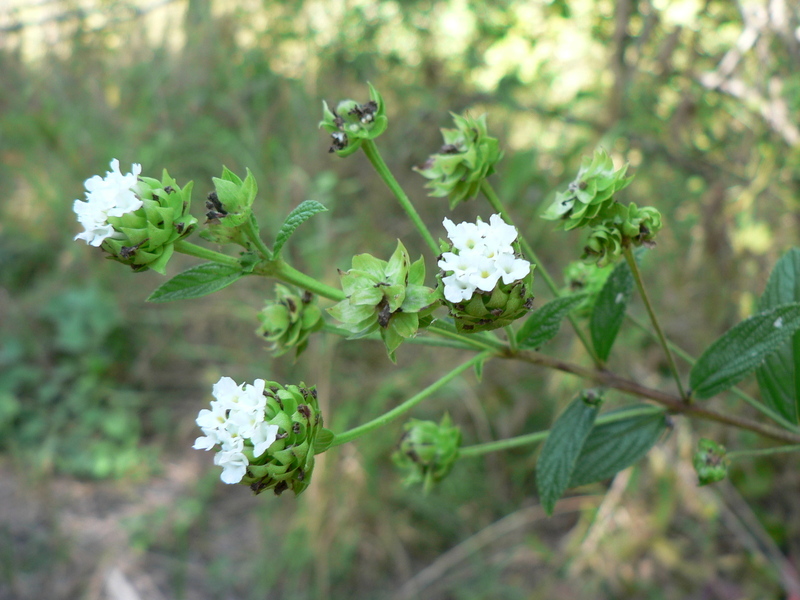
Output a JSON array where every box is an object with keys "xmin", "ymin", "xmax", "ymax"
[
  {"xmin": 626, "ymin": 313, "xmax": 800, "ymax": 433},
  {"xmin": 727, "ymin": 444, "xmax": 800, "ymax": 460},
  {"xmin": 624, "ymin": 247, "xmax": 687, "ymax": 400},
  {"xmin": 331, "ymin": 351, "xmax": 492, "ymax": 446},
  {"xmin": 480, "ymin": 181, "xmax": 600, "ymax": 366},
  {"xmin": 507, "ymin": 348, "xmax": 800, "ymax": 445},
  {"xmin": 427, "ymin": 321, "xmax": 506, "ymax": 352},
  {"xmin": 262, "ymin": 260, "xmax": 345, "ymax": 302},
  {"xmin": 361, "ymin": 139, "xmax": 440, "ymax": 256},
  {"xmin": 173, "ymin": 240, "xmax": 240, "ymax": 268},
  {"xmin": 322, "ymin": 323, "xmax": 477, "ymax": 351},
  {"xmin": 459, "ymin": 405, "xmax": 664, "ymax": 458},
  {"xmin": 504, "ymin": 325, "xmax": 518, "ymax": 353},
  {"xmin": 242, "ymin": 216, "xmax": 274, "ymax": 260}
]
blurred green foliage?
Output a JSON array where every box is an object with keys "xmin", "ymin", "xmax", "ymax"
[{"xmin": 2, "ymin": 0, "xmax": 800, "ymax": 598}]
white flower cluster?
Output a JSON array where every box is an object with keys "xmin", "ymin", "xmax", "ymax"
[
  {"xmin": 193, "ymin": 377, "xmax": 280, "ymax": 484},
  {"xmin": 73, "ymin": 158, "xmax": 143, "ymax": 247},
  {"xmin": 438, "ymin": 214, "xmax": 531, "ymax": 303}
]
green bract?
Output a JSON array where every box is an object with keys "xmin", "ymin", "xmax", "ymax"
[
  {"xmin": 256, "ymin": 285, "xmax": 324, "ymax": 358},
  {"xmin": 414, "ymin": 113, "xmax": 503, "ymax": 209},
  {"xmin": 319, "ymin": 83, "xmax": 388, "ymax": 157},
  {"xmin": 392, "ymin": 414, "xmax": 461, "ymax": 492},
  {"xmin": 201, "ymin": 166, "xmax": 259, "ymax": 247},
  {"xmin": 542, "ymin": 148, "xmax": 633, "ymax": 230},
  {"xmin": 692, "ymin": 438, "xmax": 728, "ymax": 486},
  {"xmin": 441, "ymin": 273, "xmax": 534, "ymax": 333},
  {"xmin": 243, "ymin": 382, "xmax": 332, "ymax": 496},
  {"xmin": 104, "ymin": 171, "xmax": 197, "ymax": 274},
  {"xmin": 327, "ymin": 241, "xmax": 438, "ymax": 360}
]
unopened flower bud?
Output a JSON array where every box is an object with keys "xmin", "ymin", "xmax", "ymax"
[
  {"xmin": 256, "ymin": 285, "xmax": 324, "ymax": 358},
  {"xmin": 414, "ymin": 113, "xmax": 503, "ymax": 209},
  {"xmin": 200, "ymin": 166, "xmax": 259, "ymax": 247},
  {"xmin": 542, "ymin": 148, "xmax": 633, "ymax": 230},
  {"xmin": 319, "ymin": 83, "xmax": 388, "ymax": 157},
  {"xmin": 327, "ymin": 241, "xmax": 438, "ymax": 360},
  {"xmin": 73, "ymin": 159, "xmax": 197, "ymax": 274},
  {"xmin": 692, "ymin": 438, "xmax": 728, "ymax": 486},
  {"xmin": 392, "ymin": 414, "xmax": 461, "ymax": 492}
]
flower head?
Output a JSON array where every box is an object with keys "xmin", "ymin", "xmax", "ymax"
[
  {"xmin": 194, "ymin": 377, "xmax": 333, "ymax": 496},
  {"xmin": 437, "ymin": 215, "xmax": 533, "ymax": 333},
  {"xmin": 73, "ymin": 159, "xmax": 197, "ymax": 274}
]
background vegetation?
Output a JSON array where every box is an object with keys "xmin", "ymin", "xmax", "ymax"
[{"xmin": 1, "ymin": 0, "xmax": 799, "ymax": 598}]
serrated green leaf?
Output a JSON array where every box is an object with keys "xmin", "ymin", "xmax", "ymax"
[
  {"xmin": 590, "ymin": 259, "xmax": 633, "ymax": 362},
  {"xmin": 273, "ymin": 200, "xmax": 328, "ymax": 256},
  {"xmin": 536, "ymin": 392, "xmax": 601, "ymax": 515},
  {"xmin": 146, "ymin": 262, "xmax": 243, "ymax": 302},
  {"xmin": 517, "ymin": 294, "xmax": 587, "ymax": 349},
  {"xmin": 756, "ymin": 248, "xmax": 800, "ymax": 424},
  {"xmin": 569, "ymin": 407, "xmax": 667, "ymax": 487},
  {"xmin": 690, "ymin": 303, "xmax": 800, "ymax": 399}
]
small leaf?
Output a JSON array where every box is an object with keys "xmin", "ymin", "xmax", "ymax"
[
  {"xmin": 756, "ymin": 248, "xmax": 800, "ymax": 424},
  {"xmin": 146, "ymin": 262, "xmax": 244, "ymax": 302},
  {"xmin": 273, "ymin": 200, "xmax": 328, "ymax": 256},
  {"xmin": 569, "ymin": 407, "xmax": 667, "ymax": 487},
  {"xmin": 590, "ymin": 259, "xmax": 633, "ymax": 362},
  {"xmin": 536, "ymin": 391, "xmax": 602, "ymax": 515},
  {"xmin": 313, "ymin": 428, "xmax": 335, "ymax": 454},
  {"xmin": 517, "ymin": 294, "xmax": 587, "ymax": 349},
  {"xmin": 690, "ymin": 303, "xmax": 800, "ymax": 399}
]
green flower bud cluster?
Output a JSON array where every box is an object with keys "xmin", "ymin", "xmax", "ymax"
[
  {"xmin": 542, "ymin": 149, "xmax": 663, "ymax": 267},
  {"xmin": 328, "ymin": 241, "xmax": 439, "ymax": 360},
  {"xmin": 414, "ymin": 113, "xmax": 503, "ymax": 209},
  {"xmin": 244, "ymin": 382, "xmax": 333, "ymax": 496},
  {"xmin": 319, "ymin": 83, "xmax": 388, "ymax": 157},
  {"xmin": 256, "ymin": 285, "xmax": 324, "ymax": 358},
  {"xmin": 541, "ymin": 148, "xmax": 633, "ymax": 230},
  {"xmin": 201, "ymin": 167, "xmax": 259, "ymax": 247},
  {"xmin": 392, "ymin": 414, "xmax": 461, "ymax": 492},
  {"xmin": 692, "ymin": 438, "xmax": 728, "ymax": 486},
  {"xmin": 562, "ymin": 260, "xmax": 613, "ymax": 317},
  {"xmin": 582, "ymin": 202, "xmax": 663, "ymax": 267},
  {"xmin": 105, "ymin": 171, "xmax": 198, "ymax": 274}
]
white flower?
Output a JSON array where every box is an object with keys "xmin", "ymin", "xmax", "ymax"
[
  {"xmin": 494, "ymin": 254, "xmax": 531, "ymax": 284},
  {"xmin": 214, "ymin": 449, "xmax": 249, "ymax": 484},
  {"xmin": 467, "ymin": 255, "xmax": 503, "ymax": 292},
  {"xmin": 250, "ymin": 421, "xmax": 280, "ymax": 457},
  {"xmin": 442, "ymin": 273, "xmax": 476, "ymax": 303},
  {"xmin": 439, "ymin": 215, "xmax": 531, "ymax": 302},
  {"xmin": 73, "ymin": 159, "xmax": 143, "ymax": 247},
  {"xmin": 196, "ymin": 376, "xmax": 282, "ymax": 483}
]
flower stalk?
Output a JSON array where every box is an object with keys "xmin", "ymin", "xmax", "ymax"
[
  {"xmin": 361, "ymin": 139, "xmax": 440, "ymax": 256},
  {"xmin": 623, "ymin": 247, "xmax": 687, "ymax": 400},
  {"xmin": 331, "ymin": 352, "xmax": 492, "ymax": 446}
]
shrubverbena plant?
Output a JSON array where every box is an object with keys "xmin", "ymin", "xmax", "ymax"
[{"xmin": 73, "ymin": 85, "xmax": 800, "ymax": 512}]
